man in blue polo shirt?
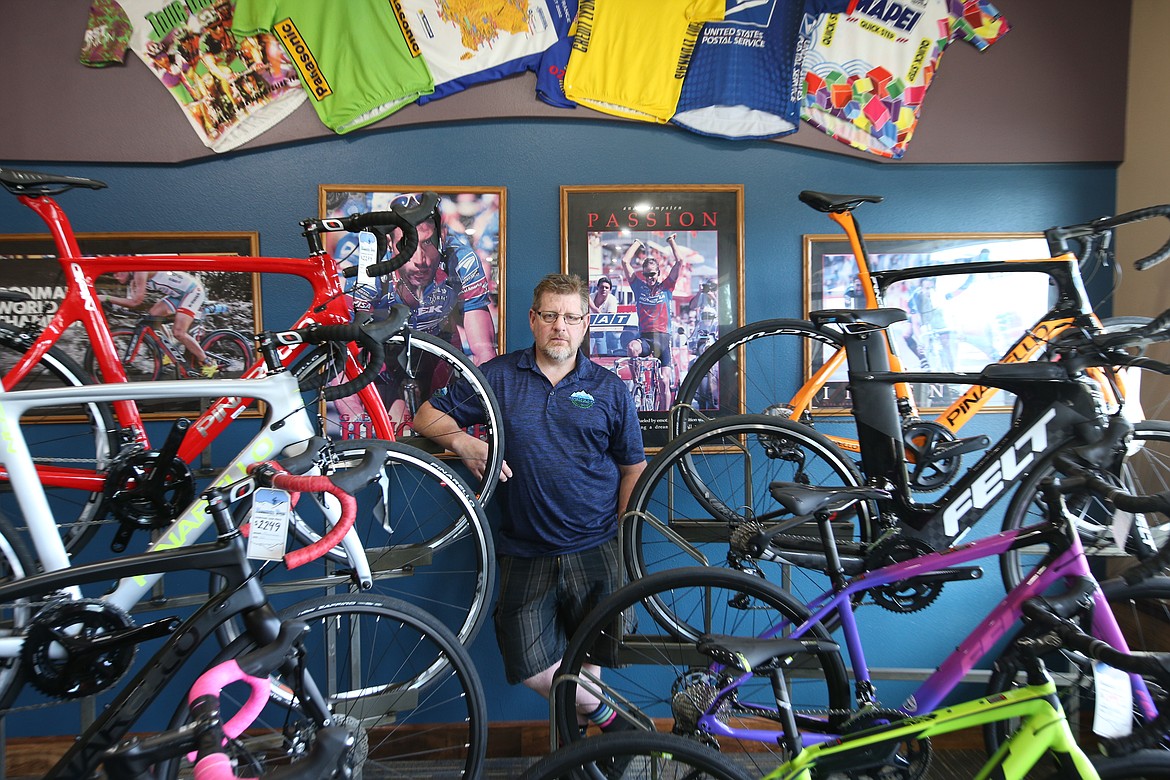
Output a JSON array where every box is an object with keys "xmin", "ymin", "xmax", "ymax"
[{"xmin": 415, "ymin": 273, "xmax": 646, "ymax": 733}]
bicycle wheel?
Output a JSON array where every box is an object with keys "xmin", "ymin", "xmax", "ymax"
[
  {"xmin": 549, "ymin": 567, "xmax": 850, "ymax": 777},
  {"xmin": 673, "ymin": 318, "xmax": 848, "ymax": 436},
  {"xmin": 999, "ymin": 420, "xmax": 1170, "ymax": 591},
  {"xmin": 520, "ymin": 731, "xmax": 755, "ymax": 780},
  {"xmin": 984, "ymin": 576, "xmax": 1170, "ymax": 757},
  {"xmin": 84, "ymin": 328, "xmax": 163, "ymax": 382},
  {"xmin": 0, "ymin": 327, "xmax": 119, "ymax": 553},
  {"xmin": 624, "ymin": 414, "xmax": 876, "ymax": 616},
  {"xmin": 199, "ymin": 328, "xmax": 254, "ymax": 378},
  {"xmin": 171, "ymin": 593, "xmax": 488, "ymax": 779},
  {"xmin": 264, "ymin": 439, "xmax": 495, "ymax": 650},
  {"xmin": 295, "ymin": 329, "xmax": 504, "ymax": 503},
  {"xmin": 1088, "ymin": 750, "xmax": 1170, "ymax": 778},
  {"xmin": 0, "ymin": 511, "xmax": 36, "ymax": 710}
]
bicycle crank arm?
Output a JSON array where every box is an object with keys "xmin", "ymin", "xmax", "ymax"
[{"xmin": 66, "ymin": 616, "xmax": 182, "ymax": 654}]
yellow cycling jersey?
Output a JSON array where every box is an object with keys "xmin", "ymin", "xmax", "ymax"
[{"xmin": 564, "ymin": 0, "xmax": 725, "ymax": 123}]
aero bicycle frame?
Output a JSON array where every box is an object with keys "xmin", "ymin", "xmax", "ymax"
[
  {"xmin": 813, "ymin": 308, "xmax": 1126, "ymax": 552},
  {"xmin": 790, "ymin": 196, "xmax": 1115, "ymax": 455},
  {"xmin": 11, "ymin": 193, "xmax": 396, "ymax": 494}
]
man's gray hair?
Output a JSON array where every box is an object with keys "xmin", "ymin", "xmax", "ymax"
[{"xmin": 532, "ymin": 273, "xmax": 589, "ymax": 315}]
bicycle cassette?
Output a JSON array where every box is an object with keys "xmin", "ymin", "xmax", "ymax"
[
  {"xmin": 22, "ymin": 598, "xmax": 136, "ymax": 699},
  {"xmin": 865, "ymin": 537, "xmax": 942, "ymax": 613}
]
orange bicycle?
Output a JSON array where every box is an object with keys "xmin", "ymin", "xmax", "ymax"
[{"xmin": 675, "ymin": 190, "xmax": 1170, "ymax": 491}]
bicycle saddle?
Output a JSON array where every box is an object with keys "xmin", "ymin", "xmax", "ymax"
[
  {"xmin": 698, "ymin": 633, "xmax": 840, "ymax": 673},
  {"xmin": 810, "ymin": 308, "xmax": 907, "ymax": 330},
  {"xmin": 768, "ymin": 483, "xmax": 891, "ymax": 516},
  {"xmin": 799, "ymin": 190, "xmax": 884, "ymax": 213},
  {"xmin": 0, "ymin": 167, "xmax": 107, "ymax": 196}
]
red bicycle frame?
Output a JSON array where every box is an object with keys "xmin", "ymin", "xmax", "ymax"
[{"xmin": 10, "ymin": 194, "xmax": 396, "ymax": 492}]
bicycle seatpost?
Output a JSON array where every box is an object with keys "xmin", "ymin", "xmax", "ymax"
[{"xmin": 811, "ymin": 309, "xmax": 906, "ymax": 477}]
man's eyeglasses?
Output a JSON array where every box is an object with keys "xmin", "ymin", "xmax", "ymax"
[{"xmin": 533, "ymin": 310, "xmax": 586, "ymax": 325}]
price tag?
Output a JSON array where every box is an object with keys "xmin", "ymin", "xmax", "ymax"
[
  {"xmin": 1093, "ymin": 661, "xmax": 1133, "ymax": 738},
  {"xmin": 356, "ymin": 230, "xmax": 378, "ymax": 283},
  {"xmin": 247, "ymin": 487, "xmax": 291, "ymax": 561}
]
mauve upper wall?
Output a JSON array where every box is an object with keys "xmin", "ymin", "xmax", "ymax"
[{"xmin": 2, "ymin": 0, "xmax": 1128, "ymax": 165}]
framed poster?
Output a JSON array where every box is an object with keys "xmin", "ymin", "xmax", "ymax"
[
  {"xmin": 561, "ymin": 185, "xmax": 744, "ymax": 450},
  {"xmin": 0, "ymin": 232, "xmax": 261, "ymax": 420},
  {"xmin": 804, "ymin": 232, "xmax": 1051, "ymax": 412},
  {"xmin": 319, "ymin": 185, "xmax": 505, "ymax": 441}
]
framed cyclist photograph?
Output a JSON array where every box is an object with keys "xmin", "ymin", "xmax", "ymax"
[
  {"xmin": 318, "ymin": 185, "xmax": 505, "ymax": 446},
  {"xmin": 561, "ymin": 184, "xmax": 744, "ymax": 450},
  {"xmin": 0, "ymin": 231, "xmax": 261, "ymax": 420},
  {"xmin": 804, "ymin": 232, "xmax": 1051, "ymax": 412}
]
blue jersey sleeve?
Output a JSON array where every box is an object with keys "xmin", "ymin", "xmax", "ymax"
[{"xmin": 449, "ymin": 233, "xmax": 491, "ymax": 313}]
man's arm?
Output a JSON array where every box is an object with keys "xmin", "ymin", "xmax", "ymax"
[
  {"xmin": 616, "ymin": 460, "xmax": 646, "ymax": 517},
  {"xmin": 414, "ymin": 400, "xmax": 511, "ymax": 482},
  {"xmin": 101, "ymin": 272, "xmax": 149, "ymax": 308},
  {"xmin": 462, "ymin": 308, "xmax": 497, "ymax": 366},
  {"xmin": 619, "ymin": 239, "xmax": 643, "ymax": 280},
  {"xmin": 663, "ymin": 234, "xmax": 684, "ymax": 285}
]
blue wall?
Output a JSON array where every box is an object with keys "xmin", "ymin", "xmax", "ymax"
[{"xmin": 0, "ymin": 118, "xmax": 1118, "ymax": 729}]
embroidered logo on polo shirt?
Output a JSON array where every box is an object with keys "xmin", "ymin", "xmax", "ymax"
[{"xmin": 570, "ymin": 390, "xmax": 595, "ymax": 409}]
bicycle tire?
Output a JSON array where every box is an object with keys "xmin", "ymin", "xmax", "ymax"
[
  {"xmin": 1084, "ymin": 749, "xmax": 1170, "ymax": 778},
  {"xmin": 168, "ymin": 593, "xmax": 488, "ymax": 779},
  {"xmin": 0, "ymin": 509, "xmax": 37, "ymax": 710},
  {"xmin": 227, "ymin": 438, "xmax": 495, "ymax": 651},
  {"xmin": 520, "ymin": 731, "xmax": 755, "ymax": 780},
  {"xmin": 293, "ymin": 329, "xmax": 504, "ymax": 503},
  {"xmin": 984, "ymin": 576, "xmax": 1170, "ymax": 757},
  {"xmin": 999, "ymin": 420, "xmax": 1170, "ymax": 592},
  {"xmin": 199, "ymin": 328, "xmax": 253, "ymax": 379},
  {"xmin": 550, "ymin": 566, "xmax": 850, "ymax": 776},
  {"xmin": 673, "ymin": 318, "xmax": 848, "ymax": 436},
  {"xmin": 0, "ymin": 326, "xmax": 119, "ymax": 554},
  {"xmin": 623, "ymin": 413, "xmax": 875, "ymax": 616},
  {"xmin": 84, "ymin": 328, "xmax": 163, "ymax": 382}
]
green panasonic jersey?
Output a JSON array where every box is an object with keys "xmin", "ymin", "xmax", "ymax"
[{"xmin": 233, "ymin": 0, "xmax": 434, "ymax": 134}]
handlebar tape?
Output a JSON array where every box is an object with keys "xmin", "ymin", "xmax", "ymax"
[{"xmin": 264, "ymin": 471, "xmax": 357, "ymax": 570}]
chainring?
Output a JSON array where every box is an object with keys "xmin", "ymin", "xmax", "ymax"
[
  {"xmin": 902, "ymin": 422, "xmax": 962, "ymax": 492},
  {"xmin": 836, "ymin": 707, "xmax": 932, "ymax": 780},
  {"xmin": 865, "ymin": 537, "xmax": 942, "ymax": 613},
  {"xmin": 102, "ymin": 449, "xmax": 196, "ymax": 530},
  {"xmin": 22, "ymin": 598, "xmax": 136, "ymax": 699}
]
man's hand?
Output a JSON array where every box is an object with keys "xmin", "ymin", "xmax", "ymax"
[{"xmin": 449, "ymin": 434, "xmax": 510, "ymax": 482}]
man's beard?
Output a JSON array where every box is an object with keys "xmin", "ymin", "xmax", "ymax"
[{"xmin": 539, "ymin": 343, "xmax": 573, "ymax": 362}]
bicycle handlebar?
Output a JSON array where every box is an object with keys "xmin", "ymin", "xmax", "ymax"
[
  {"xmin": 1019, "ymin": 583, "xmax": 1170, "ymax": 754},
  {"xmin": 260, "ymin": 304, "xmax": 409, "ymax": 401},
  {"xmin": 301, "ymin": 192, "xmax": 441, "ymax": 279},
  {"xmin": 103, "ymin": 621, "xmax": 352, "ymax": 780},
  {"xmin": 1045, "ymin": 203, "xmax": 1170, "ymax": 271}
]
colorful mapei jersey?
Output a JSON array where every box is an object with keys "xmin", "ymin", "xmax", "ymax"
[
  {"xmin": 672, "ymin": 0, "xmax": 850, "ymax": 140},
  {"xmin": 80, "ymin": 0, "xmax": 306, "ymax": 153},
  {"xmin": 629, "ymin": 273, "xmax": 678, "ymax": 334},
  {"xmin": 232, "ymin": 0, "xmax": 433, "ymax": 133},
  {"xmin": 800, "ymin": 0, "xmax": 1010, "ymax": 158},
  {"xmin": 391, "ymin": 0, "xmax": 574, "ymax": 105},
  {"xmin": 352, "ymin": 233, "xmax": 491, "ymax": 336},
  {"xmin": 564, "ymin": 0, "xmax": 725, "ymax": 123}
]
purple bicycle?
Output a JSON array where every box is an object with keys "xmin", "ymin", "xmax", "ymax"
[{"xmin": 549, "ymin": 309, "xmax": 1170, "ymax": 776}]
